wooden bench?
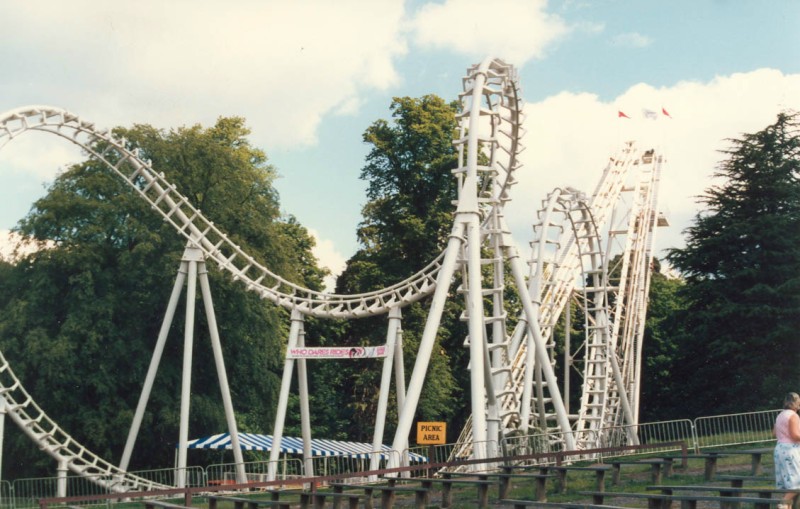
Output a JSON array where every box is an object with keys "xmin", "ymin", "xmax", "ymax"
[
  {"xmin": 330, "ymin": 483, "xmax": 377, "ymax": 509},
  {"xmin": 657, "ymin": 453, "xmax": 689, "ymax": 470},
  {"xmin": 376, "ymin": 485, "xmax": 429, "ymax": 509},
  {"xmin": 445, "ymin": 469, "xmax": 553, "ymax": 502},
  {"xmin": 672, "ymin": 452, "xmax": 727, "ymax": 481},
  {"xmin": 717, "ymin": 475, "xmax": 774, "ymax": 488},
  {"xmin": 390, "ymin": 473, "xmax": 502, "ymax": 508},
  {"xmin": 647, "ymin": 484, "xmax": 800, "ymax": 499},
  {"xmin": 714, "ymin": 447, "xmax": 773, "ymax": 476},
  {"xmin": 144, "ymin": 501, "xmax": 196, "ymax": 509},
  {"xmin": 498, "ymin": 462, "xmax": 608, "ymax": 496},
  {"xmin": 305, "ymin": 491, "xmax": 370, "ymax": 509},
  {"xmin": 207, "ymin": 495, "xmax": 292, "ymax": 509},
  {"xmin": 549, "ymin": 465, "xmax": 612, "ymax": 493},
  {"xmin": 494, "ymin": 473, "xmax": 557, "ymax": 501},
  {"xmin": 400, "ymin": 474, "xmax": 497, "ymax": 508},
  {"xmin": 335, "ymin": 482, "xmax": 428, "ymax": 509},
  {"xmin": 438, "ymin": 477, "xmax": 497, "ymax": 508},
  {"xmin": 607, "ymin": 458, "xmax": 673, "ymax": 485},
  {"xmin": 580, "ymin": 490, "xmax": 788, "ymax": 509},
  {"xmin": 500, "ymin": 500, "xmax": 631, "ymax": 509}
]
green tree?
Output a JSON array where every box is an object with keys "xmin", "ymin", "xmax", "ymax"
[
  {"xmin": 0, "ymin": 117, "xmax": 326, "ymax": 477},
  {"xmin": 339, "ymin": 95, "xmax": 462, "ymax": 285},
  {"xmin": 638, "ymin": 270, "xmax": 687, "ymax": 422},
  {"xmin": 665, "ymin": 111, "xmax": 800, "ymax": 416},
  {"xmin": 333, "ymin": 95, "xmax": 465, "ymax": 442}
]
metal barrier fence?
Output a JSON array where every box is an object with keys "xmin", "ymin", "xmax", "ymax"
[
  {"xmin": 406, "ymin": 442, "xmax": 455, "ymax": 466},
  {"xmin": 598, "ymin": 419, "xmax": 695, "ymax": 457},
  {"xmin": 126, "ymin": 467, "xmax": 206, "ymax": 489},
  {"xmin": 206, "ymin": 459, "xmax": 303, "ymax": 486},
  {"xmin": 408, "ymin": 439, "xmax": 502, "ymax": 474},
  {"xmin": 309, "ymin": 449, "xmax": 430, "ymax": 484},
  {"xmin": 11, "ymin": 467, "xmax": 204, "ymax": 509},
  {"xmin": 495, "ymin": 411, "xmax": 777, "ymax": 466},
  {"xmin": 500, "ymin": 431, "xmax": 580, "ymax": 466},
  {"xmin": 694, "ymin": 409, "xmax": 779, "ymax": 450},
  {"xmin": 12, "ymin": 476, "xmax": 109, "ymax": 509},
  {"xmin": 307, "ymin": 451, "xmax": 403, "ymax": 483},
  {"xmin": 3, "ymin": 408, "xmax": 785, "ymax": 508},
  {"xmin": 0, "ymin": 481, "xmax": 15, "ymax": 509}
]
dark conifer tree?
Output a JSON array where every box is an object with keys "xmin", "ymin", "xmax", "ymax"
[{"xmin": 665, "ymin": 112, "xmax": 800, "ymax": 416}]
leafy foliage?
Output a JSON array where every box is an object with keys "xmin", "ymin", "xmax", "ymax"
[
  {"xmin": 333, "ymin": 95, "xmax": 465, "ymax": 443},
  {"xmin": 0, "ymin": 118, "xmax": 326, "ymax": 476},
  {"xmin": 665, "ymin": 111, "xmax": 800, "ymax": 415},
  {"xmin": 638, "ymin": 271, "xmax": 687, "ymax": 421}
]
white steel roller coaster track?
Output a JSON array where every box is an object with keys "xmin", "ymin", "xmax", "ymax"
[
  {"xmin": 0, "ymin": 57, "xmax": 663, "ymax": 481},
  {"xmin": 0, "ymin": 106, "xmax": 447, "ymax": 320},
  {"xmin": 0, "ymin": 350, "xmax": 165, "ymax": 491},
  {"xmin": 0, "ymin": 105, "xmax": 448, "ymax": 486},
  {"xmin": 0, "ymin": 58, "xmax": 526, "ymax": 482},
  {"xmin": 524, "ymin": 145, "xmax": 650, "ymax": 441},
  {"xmin": 451, "ymin": 142, "xmax": 663, "ymax": 458}
]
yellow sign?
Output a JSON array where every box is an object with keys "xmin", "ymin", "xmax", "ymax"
[{"xmin": 416, "ymin": 421, "xmax": 447, "ymax": 445}]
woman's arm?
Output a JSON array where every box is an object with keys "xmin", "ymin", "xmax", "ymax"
[{"xmin": 788, "ymin": 412, "xmax": 800, "ymax": 442}]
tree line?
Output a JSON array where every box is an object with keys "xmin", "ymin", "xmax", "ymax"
[{"xmin": 0, "ymin": 100, "xmax": 797, "ymax": 478}]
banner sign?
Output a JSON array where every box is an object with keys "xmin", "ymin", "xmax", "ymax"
[{"xmin": 287, "ymin": 345, "xmax": 387, "ymax": 359}]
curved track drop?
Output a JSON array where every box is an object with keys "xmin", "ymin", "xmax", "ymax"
[
  {"xmin": 451, "ymin": 141, "xmax": 666, "ymax": 459},
  {"xmin": 526, "ymin": 143, "xmax": 664, "ymax": 443},
  {"xmin": 0, "ymin": 346, "xmax": 166, "ymax": 490}
]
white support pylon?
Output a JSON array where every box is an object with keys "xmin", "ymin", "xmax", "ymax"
[
  {"xmin": 120, "ymin": 242, "xmax": 245, "ymax": 486},
  {"xmin": 390, "ymin": 222, "xmax": 466, "ymax": 463},
  {"xmin": 0, "ymin": 397, "xmax": 5, "ymax": 482},
  {"xmin": 197, "ymin": 259, "xmax": 247, "ymax": 481},
  {"xmin": 268, "ymin": 308, "xmax": 303, "ymax": 480},
  {"xmin": 391, "ymin": 58, "xmax": 578, "ymax": 463},
  {"xmin": 119, "ymin": 263, "xmax": 187, "ymax": 474},
  {"xmin": 371, "ymin": 306, "xmax": 402, "ymax": 474},
  {"xmin": 296, "ymin": 321, "xmax": 313, "ymax": 477}
]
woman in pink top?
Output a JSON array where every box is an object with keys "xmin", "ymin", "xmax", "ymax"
[{"xmin": 774, "ymin": 392, "xmax": 800, "ymax": 509}]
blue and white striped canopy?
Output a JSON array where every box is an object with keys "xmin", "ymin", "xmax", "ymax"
[{"xmin": 183, "ymin": 433, "xmax": 426, "ymax": 461}]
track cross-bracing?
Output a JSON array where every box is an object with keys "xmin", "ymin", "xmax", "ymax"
[{"xmin": 0, "ymin": 57, "xmax": 667, "ymax": 486}]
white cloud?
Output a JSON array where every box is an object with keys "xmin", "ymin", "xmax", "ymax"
[
  {"xmin": 0, "ymin": 130, "xmax": 84, "ymax": 181},
  {"xmin": 0, "ymin": 231, "xmax": 20, "ymax": 261},
  {"xmin": 0, "ymin": 230, "xmax": 53, "ymax": 262},
  {"xmin": 610, "ymin": 32, "xmax": 652, "ymax": 48},
  {"xmin": 506, "ymin": 68, "xmax": 800, "ymax": 257},
  {"xmin": 308, "ymin": 229, "xmax": 348, "ymax": 292},
  {"xmin": 411, "ymin": 0, "xmax": 569, "ymax": 64},
  {"xmin": 0, "ymin": 1, "xmax": 408, "ymax": 150},
  {"xmin": 575, "ymin": 21, "xmax": 605, "ymax": 35}
]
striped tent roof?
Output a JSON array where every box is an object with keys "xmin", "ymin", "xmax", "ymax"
[{"xmin": 183, "ymin": 433, "xmax": 427, "ymax": 461}]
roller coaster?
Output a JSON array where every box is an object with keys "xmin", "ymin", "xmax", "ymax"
[{"xmin": 0, "ymin": 57, "xmax": 667, "ymax": 489}]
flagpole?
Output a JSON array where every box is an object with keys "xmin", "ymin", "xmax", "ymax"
[
  {"xmin": 617, "ymin": 109, "xmax": 630, "ymax": 150},
  {"xmin": 659, "ymin": 107, "xmax": 673, "ymax": 164}
]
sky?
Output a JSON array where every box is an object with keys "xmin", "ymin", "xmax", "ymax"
[{"xmin": 1, "ymin": 0, "xmax": 798, "ymax": 288}]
